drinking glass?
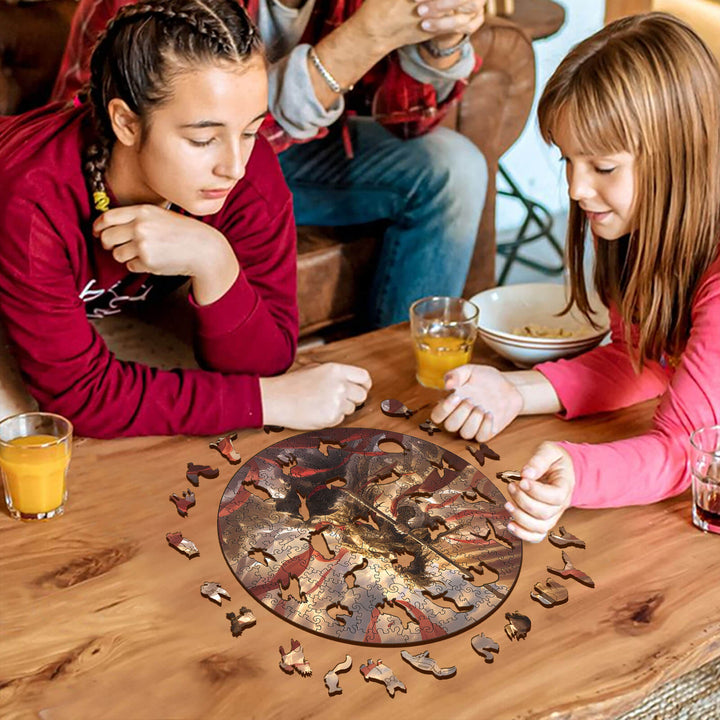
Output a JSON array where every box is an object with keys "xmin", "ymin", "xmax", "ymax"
[
  {"xmin": 689, "ymin": 425, "xmax": 720, "ymax": 534},
  {"xmin": 410, "ymin": 296, "xmax": 479, "ymax": 390},
  {"xmin": 0, "ymin": 412, "xmax": 73, "ymax": 520}
]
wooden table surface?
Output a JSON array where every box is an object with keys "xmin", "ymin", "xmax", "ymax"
[{"xmin": 2, "ymin": 324, "xmax": 719, "ymax": 720}]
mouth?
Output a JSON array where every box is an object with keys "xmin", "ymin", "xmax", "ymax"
[
  {"xmin": 200, "ymin": 188, "xmax": 233, "ymax": 200},
  {"xmin": 582, "ymin": 208, "xmax": 611, "ymax": 223}
]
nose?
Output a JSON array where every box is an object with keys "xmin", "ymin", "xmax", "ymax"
[
  {"xmin": 567, "ymin": 165, "xmax": 595, "ymax": 203},
  {"xmin": 215, "ymin": 140, "xmax": 246, "ymax": 181}
]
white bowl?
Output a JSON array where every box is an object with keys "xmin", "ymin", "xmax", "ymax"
[{"xmin": 469, "ymin": 283, "xmax": 610, "ymax": 368}]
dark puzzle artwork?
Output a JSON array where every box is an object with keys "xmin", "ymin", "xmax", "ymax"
[{"xmin": 218, "ymin": 428, "xmax": 522, "ymax": 646}]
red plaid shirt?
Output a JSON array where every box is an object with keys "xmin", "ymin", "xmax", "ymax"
[{"xmin": 52, "ymin": 0, "xmax": 481, "ymax": 152}]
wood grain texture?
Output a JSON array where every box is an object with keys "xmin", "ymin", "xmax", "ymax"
[{"xmin": 2, "ymin": 324, "xmax": 718, "ymax": 720}]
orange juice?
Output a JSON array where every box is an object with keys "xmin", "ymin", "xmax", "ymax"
[
  {"xmin": 414, "ymin": 335, "xmax": 473, "ymax": 389},
  {"xmin": 0, "ymin": 434, "xmax": 70, "ymax": 516}
]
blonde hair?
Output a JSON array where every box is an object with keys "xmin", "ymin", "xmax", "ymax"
[{"xmin": 538, "ymin": 12, "xmax": 720, "ymax": 368}]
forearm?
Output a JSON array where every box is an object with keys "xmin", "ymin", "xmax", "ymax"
[
  {"xmin": 190, "ymin": 231, "xmax": 240, "ymax": 306},
  {"xmin": 505, "ymin": 370, "xmax": 563, "ymax": 415}
]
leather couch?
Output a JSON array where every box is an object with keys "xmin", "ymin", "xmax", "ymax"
[{"xmin": 0, "ymin": 0, "xmax": 536, "ymax": 337}]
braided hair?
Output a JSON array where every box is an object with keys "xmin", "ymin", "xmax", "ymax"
[{"xmin": 84, "ymin": 0, "xmax": 262, "ymax": 212}]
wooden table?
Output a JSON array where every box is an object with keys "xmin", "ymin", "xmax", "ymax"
[{"xmin": 2, "ymin": 324, "xmax": 719, "ymax": 720}]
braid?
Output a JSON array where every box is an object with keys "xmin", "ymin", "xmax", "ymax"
[{"xmin": 82, "ymin": 0, "xmax": 262, "ymax": 214}]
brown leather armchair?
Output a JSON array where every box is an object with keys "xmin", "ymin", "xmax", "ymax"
[{"xmin": 0, "ymin": 0, "xmax": 535, "ymax": 336}]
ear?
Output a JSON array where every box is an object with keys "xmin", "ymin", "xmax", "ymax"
[{"xmin": 107, "ymin": 98, "xmax": 141, "ymax": 147}]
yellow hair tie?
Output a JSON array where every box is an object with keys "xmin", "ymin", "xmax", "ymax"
[{"xmin": 93, "ymin": 191, "xmax": 110, "ymax": 212}]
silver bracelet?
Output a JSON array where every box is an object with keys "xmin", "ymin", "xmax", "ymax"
[{"xmin": 308, "ymin": 46, "xmax": 353, "ymax": 94}]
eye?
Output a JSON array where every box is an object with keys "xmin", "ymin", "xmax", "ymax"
[
  {"xmin": 595, "ymin": 166, "xmax": 616, "ymax": 174},
  {"xmin": 242, "ymin": 132, "xmax": 258, "ymax": 140},
  {"xmin": 188, "ymin": 138, "xmax": 215, "ymax": 147}
]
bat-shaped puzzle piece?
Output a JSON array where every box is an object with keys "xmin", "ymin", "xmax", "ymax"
[
  {"xmin": 279, "ymin": 639, "xmax": 312, "ymax": 676},
  {"xmin": 324, "ymin": 655, "xmax": 352, "ymax": 696},
  {"xmin": 471, "ymin": 633, "xmax": 499, "ymax": 662},
  {"xmin": 226, "ymin": 607, "xmax": 256, "ymax": 637},
  {"xmin": 419, "ymin": 418, "xmax": 441, "ymax": 436},
  {"xmin": 166, "ymin": 531, "xmax": 199, "ymax": 558},
  {"xmin": 548, "ymin": 550, "xmax": 595, "ymax": 587},
  {"xmin": 359, "ymin": 659, "xmax": 406, "ymax": 697},
  {"xmin": 169, "ymin": 489, "xmax": 195, "ymax": 516},
  {"xmin": 400, "ymin": 650, "xmax": 456, "ymax": 678},
  {"xmin": 466, "ymin": 443, "xmax": 500, "ymax": 466},
  {"xmin": 530, "ymin": 577, "xmax": 569, "ymax": 607},
  {"xmin": 209, "ymin": 433, "xmax": 242, "ymax": 464},
  {"xmin": 504, "ymin": 611, "xmax": 531, "ymax": 641},
  {"xmin": 548, "ymin": 526, "xmax": 586, "ymax": 549},
  {"xmin": 201, "ymin": 581, "xmax": 231, "ymax": 605},
  {"xmin": 186, "ymin": 462, "xmax": 219, "ymax": 487}
]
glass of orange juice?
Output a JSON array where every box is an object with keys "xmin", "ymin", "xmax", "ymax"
[
  {"xmin": 0, "ymin": 412, "xmax": 73, "ymax": 520},
  {"xmin": 410, "ymin": 296, "xmax": 479, "ymax": 389}
]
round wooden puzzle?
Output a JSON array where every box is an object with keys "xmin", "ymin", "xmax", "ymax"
[{"xmin": 218, "ymin": 428, "xmax": 522, "ymax": 645}]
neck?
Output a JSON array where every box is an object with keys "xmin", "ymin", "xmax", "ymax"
[{"xmin": 104, "ymin": 142, "xmax": 166, "ymax": 207}]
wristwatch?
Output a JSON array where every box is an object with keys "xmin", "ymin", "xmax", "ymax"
[{"xmin": 421, "ymin": 33, "xmax": 470, "ymax": 58}]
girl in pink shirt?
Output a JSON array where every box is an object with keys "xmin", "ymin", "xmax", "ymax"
[
  {"xmin": 0, "ymin": 0, "xmax": 370, "ymax": 437},
  {"xmin": 431, "ymin": 13, "xmax": 720, "ymax": 541}
]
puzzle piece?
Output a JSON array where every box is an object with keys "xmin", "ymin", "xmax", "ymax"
[
  {"xmin": 419, "ymin": 418, "xmax": 441, "ymax": 436},
  {"xmin": 186, "ymin": 462, "xmax": 219, "ymax": 487},
  {"xmin": 496, "ymin": 470, "xmax": 521, "ymax": 483},
  {"xmin": 200, "ymin": 581, "xmax": 231, "ymax": 605},
  {"xmin": 466, "ymin": 443, "xmax": 500, "ymax": 466},
  {"xmin": 400, "ymin": 650, "xmax": 456, "ymax": 678},
  {"xmin": 209, "ymin": 433, "xmax": 242, "ymax": 464},
  {"xmin": 226, "ymin": 607, "xmax": 256, "ymax": 636},
  {"xmin": 471, "ymin": 632, "xmax": 500, "ymax": 662},
  {"xmin": 323, "ymin": 655, "xmax": 352, "ymax": 696},
  {"xmin": 548, "ymin": 526, "xmax": 586, "ymax": 549},
  {"xmin": 548, "ymin": 550, "xmax": 595, "ymax": 587},
  {"xmin": 504, "ymin": 611, "xmax": 531, "ymax": 640},
  {"xmin": 531, "ymin": 577, "xmax": 568, "ymax": 607},
  {"xmin": 165, "ymin": 531, "xmax": 199, "ymax": 558},
  {"xmin": 359, "ymin": 659, "xmax": 406, "ymax": 697},
  {"xmin": 169, "ymin": 488, "xmax": 195, "ymax": 516},
  {"xmin": 264, "ymin": 425, "xmax": 285, "ymax": 434},
  {"xmin": 381, "ymin": 399, "xmax": 421, "ymax": 418},
  {"xmin": 279, "ymin": 639, "xmax": 312, "ymax": 676}
]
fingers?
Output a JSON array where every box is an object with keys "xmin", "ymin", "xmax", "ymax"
[
  {"xmin": 522, "ymin": 441, "xmax": 564, "ymax": 482},
  {"xmin": 475, "ymin": 410, "xmax": 495, "ymax": 442},
  {"xmin": 343, "ymin": 364, "xmax": 372, "ymax": 391},
  {"xmin": 443, "ymin": 364, "xmax": 475, "ymax": 391},
  {"xmin": 441, "ymin": 399, "xmax": 475, "ymax": 433},
  {"xmin": 430, "ymin": 392, "xmax": 462, "ymax": 424}
]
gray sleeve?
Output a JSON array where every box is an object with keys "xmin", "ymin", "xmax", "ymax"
[
  {"xmin": 397, "ymin": 42, "xmax": 475, "ymax": 103},
  {"xmin": 268, "ymin": 44, "xmax": 345, "ymax": 140}
]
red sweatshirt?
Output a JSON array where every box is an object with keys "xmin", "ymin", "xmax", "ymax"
[{"xmin": 0, "ymin": 104, "xmax": 299, "ymax": 438}]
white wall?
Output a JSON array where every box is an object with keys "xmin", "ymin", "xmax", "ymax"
[{"xmin": 496, "ymin": 0, "xmax": 605, "ymax": 231}]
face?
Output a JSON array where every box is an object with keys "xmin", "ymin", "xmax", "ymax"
[
  {"xmin": 121, "ymin": 57, "xmax": 268, "ymax": 215},
  {"xmin": 553, "ymin": 115, "xmax": 636, "ymax": 240}
]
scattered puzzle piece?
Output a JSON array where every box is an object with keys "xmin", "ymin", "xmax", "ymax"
[
  {"xmin": 466, "ymin": 443, "xmax": 500, "ymax": 466},
  {"xmin": 530, "ymin": 578, "xmax": 568, "ymax": 607},
  {"xmin": 226, "ymin": 607, "xmax": 256, "ymax": 636},
  {"xmin": 496, "ymin": 470, "xmax": 522, "ymax": 483},
  {"xmin": 471, "ymin": 632, "xmax": 500, "ymax": 662},
  {"xmin": 264, "ymin": 425, "xmax": 285, "ymax": 434},
  {"xmin": 169, "ymin": 489, "xmax": 195, "ymax": 516},
  {"xmin": 548, "ymin": 526, "xmax": 586, "ymax": 549},
  {"xmin": 504, "ymin": 611, "xmax": 531, "ymax": 641},
  {"xmin": 548, "ymin": 550, "xmax": 595, "ymax": 588},
  {"xmin": 279, "ymin": 639, "xmax": 312, "ymax": 676},
  {"xmin": 186, "ymin": 462, "xmax": 219, "ymax": 487},
  {"xmin": 201, "ymin": 581, "xmax": 231, "ymax": 605},
  {"xmin": 419, "ymin": 418, "xmax": 441, "ymax": 436},
  {"xmin": 209, "ymin": 433, "xmax": 242, "ymax": 464},
  {"xmin": 381, "ymin": 399, "xmax": 417, "ymax": 418},
  {"xmin": 324, "ymin": 655, "xmax": 352, "ymax": 696},
  {"xmin": 166, "ymin": 531, "xmax": 199, "ymax": 558},
  {"xmin": 400, "ymin": 650, "xmax": 456, "ymax": 678},
  {"xmin": 359, "ymin": 659, "xmax": 406, "ymax": 697}
]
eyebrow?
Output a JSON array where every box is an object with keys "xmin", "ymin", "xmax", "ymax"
[{"xmin": 180, "ymin": 109, "xmax": 269, "ymax": 129}]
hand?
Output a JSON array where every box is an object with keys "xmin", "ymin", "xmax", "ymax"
[
  {"xmin": 93, "ymin": 205, "xmax": 238, "ymax": 281},
  {"xmin": 260, "ymin": 363, "xmax": 372, "ymax": 429},
  {"xmin": 352, "ymin": 0, "xmax": 436, "ymax": 52},
  {"xmin": 415, "ymin": 0, "xmax": 486, "ymax": 44},
  {"xmin": 505, "ymin": 442, "xmax": 576, "ymax": 543},
  {"xmin": 430, "ymin": 364, "xmax": 523, "ymax": 441}
]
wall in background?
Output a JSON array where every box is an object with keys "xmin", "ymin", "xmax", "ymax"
[{"xmin": 496, "ymin": 0, "xmax": 605, "ymax": 232}]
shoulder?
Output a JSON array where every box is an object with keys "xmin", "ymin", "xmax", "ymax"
[{"xmin": 693, "ymin": 253, "xmax": 720, "ymax": 307}]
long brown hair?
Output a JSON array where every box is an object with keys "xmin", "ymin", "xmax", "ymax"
[
  {"xmin": 538, "ymin": 12, "xmax": 720, "ymax": 369},
  {"xmin": 84, "ymin": 0, "xmax": 263, "ymax": 210}
]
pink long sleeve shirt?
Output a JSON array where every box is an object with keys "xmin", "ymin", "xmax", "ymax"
[
  {"xmin": 0, "ymin": 104, "xmax": 299, "ymax": 438},
  {"xmin": 535, "ymin": 256, "xmax": 720, "ymax": 508}
]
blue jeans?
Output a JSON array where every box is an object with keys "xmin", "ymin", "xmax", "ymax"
[{"xmin": 278, "ymin": 117, "xmax": 488, "ymax": 328}]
